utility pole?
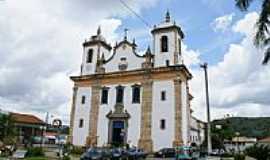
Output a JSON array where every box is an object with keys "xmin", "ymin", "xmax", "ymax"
[{"xmin": 200, "ymin": 62, "xmax": 212, "ymax": 154}]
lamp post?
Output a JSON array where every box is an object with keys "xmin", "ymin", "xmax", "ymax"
[
  {"xmin": 235, "ymin": 132, "xmax": 240, "ymax": 154},
  {"xmin": 200, "ymin": 62, "xmax": 212, "ymax": 154}
]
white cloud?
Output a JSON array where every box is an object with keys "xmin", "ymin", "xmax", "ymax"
[
  {"xmin": 0, "ymin": 0, "xmax": 159, "ymax": 124},
  {"xmin": 182, "ymin": 43, "xmax": 201, "ymax": 67},
  {"xmin": 211, "ymin": 13, "xmax": 235, "ymax": 32},
  {"xmin": 232, "ymin": 12, "xmax": 258, "ymax": 35},
  {"xmin": 191, "ymin": 12, "xmax": 270, "ymax": 121}
]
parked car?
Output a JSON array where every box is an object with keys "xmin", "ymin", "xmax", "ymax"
[
  {"xmin": 111, "ymin": 148, "xmax": 122, "ymax": 159},
  {"xmin": 175, "ymin": 146, "xmax": 200, "ymax": 160},
  {"xmin": 80, "ymin": 147, "xmax": 111, "ymax": 160},
  {"xmin": 155, "ymin": 148, "xmax": 175, "ymax": 158},
  {"xmin": 126, "ymin": 148, "xmax": 147, "ymax": 159}
]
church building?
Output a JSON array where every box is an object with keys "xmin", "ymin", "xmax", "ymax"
[{"xmin": 69, "ymin": 12, "xmax": 198, "ymax": 152}]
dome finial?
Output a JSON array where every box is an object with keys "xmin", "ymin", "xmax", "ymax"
[
  {"xmin": 97, "ymin": 26, "xmax": 101, "ymax": 35},
  {"xmin": 124, "ymin": 28, "xmax": 129, "ymax": 40},
  {"xmin": 165, "ymin": 9, "xmax": 170, "ymax": 22}
]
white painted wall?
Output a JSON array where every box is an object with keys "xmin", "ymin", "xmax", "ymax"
[
  {"xmin": 152, "ymin": 80, "xmax": 175, "ymax": 151},
  {"xmin": 82, "ymin": 45, "xmax": 111, "ymax": 75},
  {"xmin": 72, "ymin": 87, "xmax": 91, "ymax": 146},
  {"xmin": 152, "ymin": 22, "xmax": 183, "ymax": 68},
  {"xmin": 104, "ymin": 43, "xmax": 144, "ymax": 73},
  {"xmin": 97, "ymin": 83, "xmax": 141, "ymax": 147}
]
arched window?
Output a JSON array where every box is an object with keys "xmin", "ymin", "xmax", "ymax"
[
  {"xmin": 86, "ymin": 49, "xmax": 93, "ymax": 63},
  {"xmin": 161, "ymin": 36, "xmax": 168, "ymax": 52}
]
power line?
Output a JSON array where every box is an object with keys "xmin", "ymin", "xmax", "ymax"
[
  {"xmin": 119, "ymin": 0, "xmax": 152, "ymax": 28},
  {"xmin": 118, "ymin": 0, "xmax": 196, "ymax": 65}
]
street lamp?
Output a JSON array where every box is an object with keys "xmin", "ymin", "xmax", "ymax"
[
  {"xmin": 200, "ymin": 62, "xmax": 212, "ymax": 154},
  {"xmin": 235, "ymin": 132, "xmax": 240, "ymax": 154}
]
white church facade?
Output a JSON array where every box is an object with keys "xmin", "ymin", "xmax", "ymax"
[{"xmin": 69, "ymin": 12, "xmax": 201, "ymax": 152}]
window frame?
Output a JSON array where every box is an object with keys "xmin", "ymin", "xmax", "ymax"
[
  {"xmin": 116, "ymin": 85, "xmax": 124, "ymax": 104},
  {"xmin": 79, "ymin": 119, "xmax": 84, "ymax": 128},
  {"xmin": 86, "ymin": 49, "xmax": 93, "ymax": 63},
  {"xmin": 161, "ymin": 91, "xmax": 166, "ymax": 101},
  {"xmin": 101, "ymin": 87, "xmax": 109, "ymax": 104},
  {"xmin": 161, "ymin": 36, "xmax": 168, "ymax": 52},
  {"xmin": 132, "ymin": 84, "xmax": 141, "ymax": 104},
  {"xmin": 160, "ymin": 119, "xmax": 166, "ymax": 130},
  {"xmin": 81, "ymin": 96, "xmax": 86, "ymax": 104},
  {"xmin": 166, "ymin": 60, "xmax": 170, "ymax": 66}
]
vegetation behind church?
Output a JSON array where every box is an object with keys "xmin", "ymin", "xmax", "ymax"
[{"xmin": 212, "ymin": 117, "xmax": 270, "ymax": 139}]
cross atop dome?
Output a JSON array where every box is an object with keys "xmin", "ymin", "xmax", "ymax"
[
  {"xmin": 165, "ymin": 10, "xmax": 171, "ymax": 22},
  {"xmin": 124, "ymin": 28, "xmax": 129, "ymax": 40},
  {"xmin": 97, "ymin": 26, "xmax": 101, "ymax": 35}
]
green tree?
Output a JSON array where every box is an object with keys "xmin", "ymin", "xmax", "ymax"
[
  {"xmin": 235, "ymin": 0, "xmax": 270, "ymax": 64},
  {"xmin": 245, "ymin": 144, "xmax": 270, "ymax": 160},
  {"xmin": 0, "ymin": 114, "xmax": 17, "ymax": 145}
]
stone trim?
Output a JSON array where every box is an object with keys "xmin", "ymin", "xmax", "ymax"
[
  {"xmin": 151, "ymin": 25, "xmax": 184, "ymax": 39},
  {"xmin": 138, "ymin": 79, "xmax": 153, "ymax": 152},
  {"xmin": 68, "ymin": 86, "xmax": 78, "ymax": 144},
  {"xmin": 86, "ymin": 85, "xmax": 101, "ymax": 147},
  {"xmin": 71, "ymin": 66, "xmax": 192, "ymax": 88},
  {"xmin": 174, "ymin": 30, "xmax": 179, "ymax": 64},
  {"xmin": 71, "ymin": 65, "xmax": 192, "ymax": 82},
  {"xmin": 173, "ymin": 79, "xmax": 183, "ymax": 147}
]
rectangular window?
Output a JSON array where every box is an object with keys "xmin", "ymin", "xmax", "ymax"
[
  {"xmin": 161, "ymin": 36, "xmax": 168, "ymax": 52},
  {"xmin": 101, "ymin": 88, "xmax": 109, "ymax": 104},
  {"xmin": 79, "ymin": 119, "xmax": 84, "ymax": 128},
  {"xmin": 166, "ymin": 60, "xmax": 170, "ymax": 66},
  {"xmin": 86, "ymin": 49, "xmax": 93, "ymax": 63},
  {"xmin": 81, "ymin": 96, "xmax": 86, "ymax": 104},
  {"xmin": 160, "ymin": 119, "xmax": 166, "ymax": 130},
  {"xmin": 161, "ymin": 91, "xmax": 166, "ymax": 101},
  {"xmin": 132, "ymin": 85, "xmax": 140, "ymax": 103},
  {"xmin": 116, "ymin": 86, "xmax": 124, "ymax": 104}
]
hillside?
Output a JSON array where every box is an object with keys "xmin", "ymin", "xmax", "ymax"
[{"xmin": 212, "ymin": 117, "xmax": 270, "ymax": 139}]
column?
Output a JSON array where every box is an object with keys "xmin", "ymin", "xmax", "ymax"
[
  {"xmin": 173, "ymin": 79, "xmax": 183, "ymax": 146},
  {"xmin": 86, "ymin": 85, "xmax": 101, "ymax": 147},
  {"xmin": 68, "ymin": 86, "xmax": 78, "ymax": 144},
  {"xmin": 138, "ymin": 80, "xmax": 153, "ymax": 152}
]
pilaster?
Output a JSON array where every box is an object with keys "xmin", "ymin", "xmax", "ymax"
[
  {"xmin": 68, "ymin": 86, "xmax": 78, "ymax": 144},
  {"xmin": 173, "ymin": 79, "xmax": 183, "ymax": 147},
  {"xmin": 86, "ymin": 85, "xmax": 101, "ymax": 147},
  {"xmin": 138, "ymin": 79, "xmax": 153, "ymax": 152}
]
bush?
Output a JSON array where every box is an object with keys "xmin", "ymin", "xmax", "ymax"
[
  {"xmin": 63, "ymin": 155, "xmax": 71, "ymax": 160},
  {"xmin": 221, "ymin": 152, "xmax": 233, "ymax": 157},
  {"xmin": 234, "ymin": 154, "xmax": 245, "ymax": 160},
  {"xmin": 245, "ymin": 144, "xmax": 270, "ymax": 160},
  {"xmin": 70, "ymin": 146, "xmax": 85, "ymax": 155},
  {"xmin": 26, "ymin": 147, "xmax": 44, "ymax": 157}
]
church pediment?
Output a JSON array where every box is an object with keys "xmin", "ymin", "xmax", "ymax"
[{"xmin": 106, "ymin": 103, "xmax": 130, "ymax": 119}]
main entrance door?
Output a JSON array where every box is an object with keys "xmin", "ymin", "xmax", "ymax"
[
  {"xmin": 106, "ymin": 103, "xmax": 130, "ymax": 146},
  {"xmin": 112, "ymin": 121, "xmax": 124, "ymax": 144}
]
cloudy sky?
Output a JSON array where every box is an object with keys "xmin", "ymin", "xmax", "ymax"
[{"xmin": 0, "ymin": 0, "xmax": 269, "ymax": 124}]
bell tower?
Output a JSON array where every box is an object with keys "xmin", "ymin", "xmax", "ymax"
[
  {"xmin": 151, "ymin": 11, "xmax": 184, "ymax": 67},
  {"xmin": 81, "ymin": 27, "xmax": 112, "ymax": 75}
]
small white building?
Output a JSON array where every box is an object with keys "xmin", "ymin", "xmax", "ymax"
[
  {"xmin": 189, "ymin": 115, "xmax": 206, "ymax": 146},
  {"xmin": 224, "ymin": 137, "xmax": 257, "ymax": 152},
  {"xmin": 68, "ymin": 12, "xmax": 203, "ymax": 152}
]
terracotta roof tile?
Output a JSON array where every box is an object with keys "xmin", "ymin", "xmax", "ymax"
[
  {"xmin": 11, "ymin": 112, "xmax": 45, "ymax": 125},
  {"xmin": 259, "ymin": 137, "xmax": 270, "ymax": 143}
]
